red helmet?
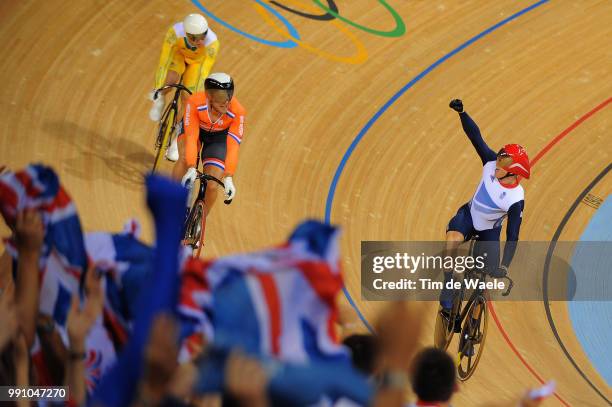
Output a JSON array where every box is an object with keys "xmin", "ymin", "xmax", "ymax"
[{"xmin": 497, "ymin": 144, "xmax": 530, "ymax": 179}]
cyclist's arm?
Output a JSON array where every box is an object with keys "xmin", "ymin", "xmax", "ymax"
[
  {"xmin": 459, "ymin": 112, "xmax": 497, "ymax": 165},
  {"xmin": 154, "ymin": 27, "xmax": 178, "ymax": 89},
  {"xmin": 501, "ymin": 200, "xmax": 524, "ymax": 268},
  {"xmin": 225, "ymin": 110, "xmax": 245, "ymax": 176},
  {"xmin": 183, "ymin": 97, "xmax": 200, "ymax": 168},
  {"xmin": 200, "ymin": 39, "xmax": 220, "ymax": 80}
]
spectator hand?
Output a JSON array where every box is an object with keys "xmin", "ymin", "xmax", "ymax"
[
  {"xmin": 449, "ymin": 99, "xmax": 464, "ymax": 113},
  {"xmin": 144, "ymin": 314, "xmax": 179, "ymax": 386},
  {"xmin": 225, "ymin": 350, "xmax": 268, "ymax": 403},
  {"xmin": 15, "ymin": 209, "xmax": 44, "ymax": 257},
  {"xmin": 167, "ymin": 362, "xmax": 198, "ymax": 400},
  {"xmin": 0, "ymin": 278, "xmax": 18, "ymax": 350},
  {"xmin": 13, "ymin": 209, "xmax": 44, "ymax": 349},
  {"xmin": 13, "ymin": 331, "xmax": 29, "ymax": 372},
  {"xmin": 519, "ymin": 381, "xmax": 556, "ymax": 407},
  {"xmin": 67, "ymin": 265, "xmax": 104, "ymax": 350},
  {"xmin": 376, "ymin": 302, "xmax": 425, "ymax": 371}
]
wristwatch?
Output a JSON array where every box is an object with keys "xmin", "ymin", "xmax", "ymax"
[{"xmin": 69, "ymin": 350, "xmax": 87, "ymax": 361}]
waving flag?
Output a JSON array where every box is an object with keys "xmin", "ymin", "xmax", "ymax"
[
  {"xmin": 191, "ymin": 220, "xmax": 373, "ymax": 405},
  {"xmin": 0, "ymin": 165, "xmax": 156, "ymax": 394},
  {"xmin": 0, "ymin": 164, "xmax": 88, "ymax": 324},
  {"xmin": 177, "ymin": 257, "xmax": 215, "ymax": 361},
  {"xmin": 182, "ymin": 220, "xmax": 347, "ymax": 362},
  {"xmin": 92, "ymin": 174, "xmax": 188, "ymax": 407}
]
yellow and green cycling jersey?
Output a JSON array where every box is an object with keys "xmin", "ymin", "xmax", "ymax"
[{"xmin": 154, "ymin": 22, "xmax": 220, "ymax": 93}]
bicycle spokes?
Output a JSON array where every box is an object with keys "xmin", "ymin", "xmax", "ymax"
[
  {"xmin": 457, "ymin": 297, "xmax": 488, "ymax": 381},
  {"xmin": 183, "ymin": 202, "xmax": 203, "ymax": 246}
]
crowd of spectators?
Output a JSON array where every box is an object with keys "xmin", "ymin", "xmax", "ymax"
[{"xmin": 0, "ymin": 165, "xmax": 554, "ymax": 406}]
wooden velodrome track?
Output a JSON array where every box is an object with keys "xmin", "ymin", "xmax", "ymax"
[{"xmin": 1, "ymin": 0, "xmax": 610, "ymax": 405}]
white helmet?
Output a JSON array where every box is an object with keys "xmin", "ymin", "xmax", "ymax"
[
  {"xmin": 205, "ymin": 73, "xmax": 234, "ymax": 99},
  {"xmin": 183, "ymin": 14, "xmax": 208, "ymax": 35}
]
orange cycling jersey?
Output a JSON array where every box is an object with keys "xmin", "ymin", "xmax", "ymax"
[{"xmin": 183, "ymin": 92, "xmax": 246, "ymax": 175}]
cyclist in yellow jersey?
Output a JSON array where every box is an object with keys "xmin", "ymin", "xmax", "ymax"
[{"xmin": 149, "ymin": 14, "xmax": 220, "ymax": 161}]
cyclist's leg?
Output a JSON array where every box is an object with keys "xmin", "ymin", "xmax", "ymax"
[
  {"xmin": 165, "ymin": 70, "xmax": 181, "ymax": 87},
  {"xmin": 172, "ymin": 122, "xmax": 192, "ymax": 181},
  {"xmin": 440, "ymin": 203, "xmax": 474, "ymax": 310},
  {"xmin": 182, "ymin": 62, "xmax": 203, "ymax": 105},
  {"xmin": 200, "ymin": 135, "xmax": 227, "ymax": 216},
  {"xmin": 161, "ymin": 69, "xmax": 181, "ymax": 109},
  {"xmin": 469, "ymin": 228, "xmax": 501, "ymax": 318},
  {"xmin": 166, "ymin": 62, "xmax": 199, "ymax": 161},
  {"xmin": 150, "ymin": 55, "xmax": 183, "ymax": 121},
  {"xmin": 473, "ymin": 228, "xmax": 501, "ymax": 274},
  {"xmin": 441, "ymin": 231, "xmax": 463, "ymax": 306},
  {"xmin": 158, "ymin": 54, "xmax": 184, "ymax": 99}
]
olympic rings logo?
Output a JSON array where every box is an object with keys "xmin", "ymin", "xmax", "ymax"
[{"xmin": 190, "ymin": 0, "xmax": 406, "ymax": 64}]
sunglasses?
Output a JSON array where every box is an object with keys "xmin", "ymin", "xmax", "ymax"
[
  {"xmin": 186, "ymin": 30, "xmax": 208, "ymax": 42},
  {"xmin": 496, "ymin": 149, "xmax": 514, "ymax": 168},
  {"xmin": 207, "ymin": 96, "xmax": 231, "ymax": 106}
]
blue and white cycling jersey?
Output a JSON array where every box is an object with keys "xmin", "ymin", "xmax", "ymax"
[{"xmin": 470, "ymin": 161, "xmax": 524, "ymax": 231}]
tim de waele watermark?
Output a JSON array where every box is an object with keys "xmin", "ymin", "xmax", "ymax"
[
  {"xmin": 363, "ymin": 241, "xmax": 612, "ymax": 301},
  {"xmin": 370, "ymin": 252, "xmax": 507, "ymax": 291}
]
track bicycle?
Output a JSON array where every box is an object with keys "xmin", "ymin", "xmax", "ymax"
[
  {"xmin": 182, "ymin": 155, "xmax": 232, "ymax": 257},
  {"xmin": 434, "ymin": 238, "xmax": 514, "ymax": 381},
  {"xmin": 152, "ymin": 83, "xmax": 192, "ymax": 172}
]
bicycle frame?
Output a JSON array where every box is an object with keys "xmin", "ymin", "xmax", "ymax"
[
  {"xmin": 456, "ymin": 270, "xmax": 487, "ymax": 327},
  {"xmin": 191, "ymin": 172, "xmax": 223, "ymax": 208},
  {"xmin": 156, "ymin": 84, "xmax": 191, "ymax": 141},
  {"xmin": 182, "ymin": 164, "xmax": 231, "ymax": 256},
  {"xmin": 181, "ymin": 127, "xmax": 234, "ymax": 256},
  {"xmin": 191, "ymin": 149, "xmax": 233, "ymax": 207},
  {"xmin": 154, "ymin": 83, "xmax": 192, "ymax": 109},
  {"xmin": 434, "ymin": 237, "xmax": 516, "ymax": 379},
  {"xmin": 450, "ymin": 239, "xmax": 514, "ymax": 329},
  {"xmin": 152, "ymin": 83, "xmax": 192, "ymax": 171}
]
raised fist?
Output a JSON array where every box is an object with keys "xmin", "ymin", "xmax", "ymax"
[{"xmin": 449, "ymin": 99, "xmax": 464, "ymax": 113}]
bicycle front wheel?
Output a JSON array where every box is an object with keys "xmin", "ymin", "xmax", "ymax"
[
  {"xmin": 457, "ymin": 295, "xmax": 489, "ymax": 381},
  {"xmin": 434, "ymin": 290, "xmax": 463, "ymax": 350},
  {"xmin": 194, "ymin": 201, "xmax": 206, "ymax": 258},
  {"xmin": 183, "ymin": 199, "xmax": 206, "ymax": 258},
  {"xmin": 152, "ymin": 106, "xmax": 175, "ymax": 172}
]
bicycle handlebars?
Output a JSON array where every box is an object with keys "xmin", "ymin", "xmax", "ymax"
[
  {"xmin": 466, "ymin": 269, "xmax": 515, "ymax": 297},
  {"xmin": 153, "ymin": 84, "xmax": 193, "ymax": 99},
  {"xmin": 500, "ymin": 275, "xmax": 514, "ymax": 297},
  {"xmin": 196, "ymin": 171, "xmax": 233, "ymax": 205}
]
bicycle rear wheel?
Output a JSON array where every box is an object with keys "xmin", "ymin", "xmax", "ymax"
[
  {"xmin": 457, "ymin": 295, "xmax": 488, "ymax": 381},
  {"xmin": 152, "ymin": 105, "xmax": 175, "ymax": 172}
]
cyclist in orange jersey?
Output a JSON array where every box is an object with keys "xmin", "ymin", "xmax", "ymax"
[{"xmin": 177, "ymin": 73, "xmax": 245, "ymax": 217}]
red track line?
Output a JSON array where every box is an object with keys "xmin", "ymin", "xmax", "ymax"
[
  {"xmin": 489, "ymin": 304, "xmax": 570, "ymax": 406},
  {"xmin": 489, "ymin": 96, "xmax": 612, "ymax": 406},
  {"xmin": 531, "ymin": 98, "xmax": 612, "ymax": 166}
]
